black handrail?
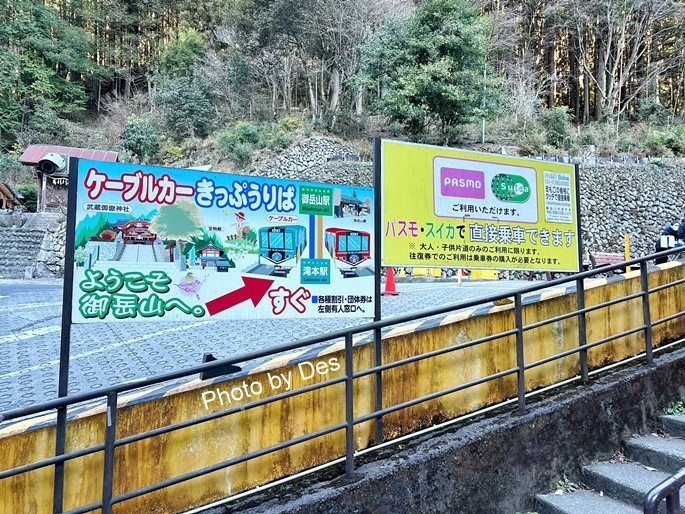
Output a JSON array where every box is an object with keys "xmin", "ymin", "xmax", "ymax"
[{"xmin": 644, "ymin": 467, "xmax": 685, "ymax": 514}]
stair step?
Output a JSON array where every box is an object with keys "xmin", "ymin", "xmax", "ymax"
[
  {"xmin": 536, "ymin": 489, "xmax": 642, "ymax": 514},
  {"xmin": 625, "ymin": 435, "xmax": 685, "ymax": 474},
  {"xmin": 662, "ymin": 415, "xmax": 685, "ymax": 438},
  {"xmin": 0, "ymin": 227, "xmax": 47, "ymax": 278},
  {"xmin": 582, "ymin": 460, "xmax": 670, "ymax": 509}
]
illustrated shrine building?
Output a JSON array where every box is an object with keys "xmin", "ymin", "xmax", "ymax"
[
  {"xmin": 18, "ymin": 145, "xmax": 119, "ymax": 212},
  {"xmin": 196, "ymin": 243, "xmax": 230, "ymax": 271},
  {"xmin": 119, "ymin": 220, "xmax": 155, "ymax": 244}
]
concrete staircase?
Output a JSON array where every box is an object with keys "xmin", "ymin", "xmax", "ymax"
[
  {"xmin": 536, "ymin": 415, "xmax": 685, "ymax": 514},
  {"xmin": 21, "ymin": 212, "xmax": 63, "ymax": 231},
  {"xmin": 0, "ymin": 227, "xmax": 47, "ymax": 279}
]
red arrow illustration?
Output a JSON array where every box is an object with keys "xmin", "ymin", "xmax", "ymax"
[{"xmin": 205, "ymin": 276, "xmax": 275, "ymax": 316}]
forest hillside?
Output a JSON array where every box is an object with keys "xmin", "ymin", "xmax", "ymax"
[{"xmin": 2, "ymin": 0, "xmax": 685, "ymax": 198}]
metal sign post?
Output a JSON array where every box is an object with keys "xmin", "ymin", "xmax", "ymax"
[{"xmin": 53, "ymin": 156, "xmax": 79, "ymax": 514}]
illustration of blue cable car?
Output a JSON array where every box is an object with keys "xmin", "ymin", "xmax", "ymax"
[
  {"xmin": 324, "ymin": 228, "xmax": 371, "ymax": 277},
  {"xmin": 258, "ymin": 225, "xmax": 307, "ymax": 274}
]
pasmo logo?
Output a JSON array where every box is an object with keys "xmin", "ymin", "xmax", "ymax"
[{"xmin": 440, "ymin": 168, "xmax": 485, "ymax": 199}]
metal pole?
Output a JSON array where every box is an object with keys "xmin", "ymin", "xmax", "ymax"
[
  {"xmin": 373, "ymin": 327, "xmax": 383, "ymax": 445},
  {"xmin": 514, "ymin": 293, "xmax": 526, "ymax": 414},
  {"xmin": 102, "ymin": 392, "xmax": 118, "ymax": 514},
  {"xmin": 576, "ymin": 276, "xmax": 589, "ymax": 383},
  {"xmin": 372, "ymin": 137, "xmax": 384, "ymax": 444},
  {"xmin": 666, "ymin": 491, "xmax": 681, "ymax": 514},
  {"xmin": 640, "ymin": 260, "xmax": 654, "ymax": 365},
  {"xmin": 53, "ymin": 157, "xmax": 79, "ymax": 514},
  {"xmin": 345, "ymin": 333, "xmax": 355, "ymax": 479}
]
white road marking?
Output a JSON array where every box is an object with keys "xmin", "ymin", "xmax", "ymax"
[
  {"xmin": 0, "ymin": 326, "xmax": 61, "ymax": 344},
  {"xmin": 0, "ymin": 301, "xmax": 63, "ymax": 312},
  {"xmin": 0, "ymin": 320, "xmax": 217, "ymax": 380}
]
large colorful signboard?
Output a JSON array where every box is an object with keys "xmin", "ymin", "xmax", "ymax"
[
  {"xmin": 70, "ymin": 160, "xmax": 374, "ymax": 323},
  {"xmin": 380, "ymin": 139, "xmax": 581, "ymax": 271}
]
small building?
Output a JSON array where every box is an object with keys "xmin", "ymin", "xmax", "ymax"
[
  {"xmin": 0, "ymin": 183, "xmax": 23, "ymax": 211},
  {"xmin": 120, "ymin": 220, "xmax": 155, "ymax": 244},
  {"xmin": 18, "ymin": 145, "xmax": 119, "ymax": 213},
  {"xmin": 197, "ymin": 243, "xmax": 230, "ymax": 270}
]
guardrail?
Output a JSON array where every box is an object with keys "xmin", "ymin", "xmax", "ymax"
[{"xmin": 2, "ymin": 247, "xmax": 685, "ymax": 514}]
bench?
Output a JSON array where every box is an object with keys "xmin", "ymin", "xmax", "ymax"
[{"xmin": 589, "ymin": 251, "xmax": 626, "ymax": 272}]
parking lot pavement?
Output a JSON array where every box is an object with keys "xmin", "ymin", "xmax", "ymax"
[{"xmin": 0, "ymin": 277, "xmax": 542, "ymax": 413}]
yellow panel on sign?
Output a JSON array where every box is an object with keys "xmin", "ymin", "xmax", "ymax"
[{"xmin": 380, "ymin": 139, "xmax": 580, "ymax": 272}]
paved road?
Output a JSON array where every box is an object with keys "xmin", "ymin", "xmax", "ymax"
[{"xmin": 0, "ymin": 277, "xmax": 543, "ymax": 414}]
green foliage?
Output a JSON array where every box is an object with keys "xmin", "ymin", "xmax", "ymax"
[
  {"xmin": 161, "ymin": 143, "xmax": 186, "ymax": 162},
  {"xmin": 160, "ymin": 30, "xmax": 205, "ymax": 78},
  {"xmin": 645, "ymin": 131, "xmax": 673, "ymax": 157},
  {"xmin": 359, "ymin": 0, "xmax": 506, "ymax": 141},
  {"xmin": 154, "ymin": 75, "xmax": 214, "ymax": 140},
  {"xmin": 215, "ymin": 122, "xmax": 264, "ymax": 166},
  {"xmin": 121, "ymin": 116, "xmax": 160, "ymax": 162},
  {"xmin": 554, "ymin": 475, "xmax": 578, "ymax": 494},
  {"xmin": 664, "ymin": 399, "xmax": 685, "ymax": 415},
  {"xmin": 0, "ymin": 151, "xmax": 33, "ymax": 186},
  {"xmin": 74, "ymin": 213, "xmax": 112, "ymax": 248},
  {"xmin": 24, "ymin": 100, "xmax": 78, "ymax": 146},
  {"xmin": 17, "ymin": 184, "xmax": 37, "ymax": 212},
  {"xmin": 186, "ymin": 229, "xmax": 224, "ymax": 256},
  {"xmin": 575, "ymin": 122, "xmax": 626, "ymax": 156},
  {"xmin": 74, "ymin": 247, "xmax": 86, "ymax": 267},
  {"xmin": 615, "ymin": 135, "xmax": 635, "ymax": 155},
  {"xmin": 0, "ymin": 52, "xmax": 25, "ymax": 147},
  {"xmin": 150, "ymin": 200, "xmax": 203, "ymax": 241},
  {"xmin": 663, "ymin": 125, "xmax": 685, "ymax": 156},
  {"xmin": 229, "ymin": 142, "xmax": 254, "ymax": 168},
  {"xmin": 542, "ymin": 107, "xmax": 574, "ymax": 150},
  {"xmin": 264, "ymin": 130, "xmax": 293, "ymax": 152},
  {"xmin": 0, "ymin": 0, "xmax": 99, "ymax": 146},
  {"xmin": 635, "ymin": 97, "xmax": 674, "ymax": 125},
  {"xmin": 516, "ymin": 131, "xmax": 547, "ymax": 156},
  {"xmin": 217, "ymin": 121, "xmax": 262, "ymax": 149},
  {"xmin": 278, "ymin": 116, "xmax": 301, "ymax": 131}
]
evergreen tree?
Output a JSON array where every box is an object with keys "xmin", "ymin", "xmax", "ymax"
[
  {"xmin": 0, "ymin": 0, "xmax": 104, "ymax": 147},
  {"xmin": 359, "ymin": 0, "xmax": 506, "ymax": 142}
]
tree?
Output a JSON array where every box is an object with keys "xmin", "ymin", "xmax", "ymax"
[
  {"xmin": 0, "ymin": 0, "xmax": 97, "ymax": 147},
  {"xmin": 359, "ymin": 0, "xmax": 506, "ymax": 142},
  {"xmin": 298, "ymin": 0, "xmax": 413, "ymax": 119},
  {"xmin": 154, "ymin": 74, "xmax": 215, "ymax": 140},
  {"xmin": 0, "ymin": 151, "xmax": 33, "ymax": 188},
  {"xmin": 121, "ymin": 115, "xmax": 160, "ymax": 163},
  {"xmin": 549, "ymin": 0, "xmax": 685, "ymax": 123},
  {"xmin": 150, "ymin": 200, "xmax": 203, "ymax": 242},
  {"xmin": 160, "ymin": 30, "xmax": 205, "ymax": 78},
  {"xmin": 17, "ymin": 184, "xmax": 37, "ymax": 212}
]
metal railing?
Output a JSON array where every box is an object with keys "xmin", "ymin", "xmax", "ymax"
[
  {"xmin": 2, "ymin": 247, "xmax": 685, "ymax": 514},
  {"xmin": 644, "ymin": 467, "xmax": 685, "ymax": 514}
]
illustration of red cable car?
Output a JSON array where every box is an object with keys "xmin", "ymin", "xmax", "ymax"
[{"xmin": 324, "ymin": 228, "xmax": 371, "ymax": 276}]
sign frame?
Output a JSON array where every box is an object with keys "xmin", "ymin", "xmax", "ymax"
[{"xmin": 375, "ymin": 138, "xmax": 583, "ymax": 273}]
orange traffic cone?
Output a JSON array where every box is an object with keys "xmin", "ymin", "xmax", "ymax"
[{"xmin": 382, "ymin": 267, "xmax": 399, "ymax": 295}]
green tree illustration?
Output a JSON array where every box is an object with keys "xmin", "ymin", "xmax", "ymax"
[{"xmin": 149, "ymin": 200, "xmax": 203, "ymax": 242}]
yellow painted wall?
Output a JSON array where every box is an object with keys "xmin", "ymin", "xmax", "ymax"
[{"xmin": 2, "ymin": 264, "xmax": 685, "ymax": 513}]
